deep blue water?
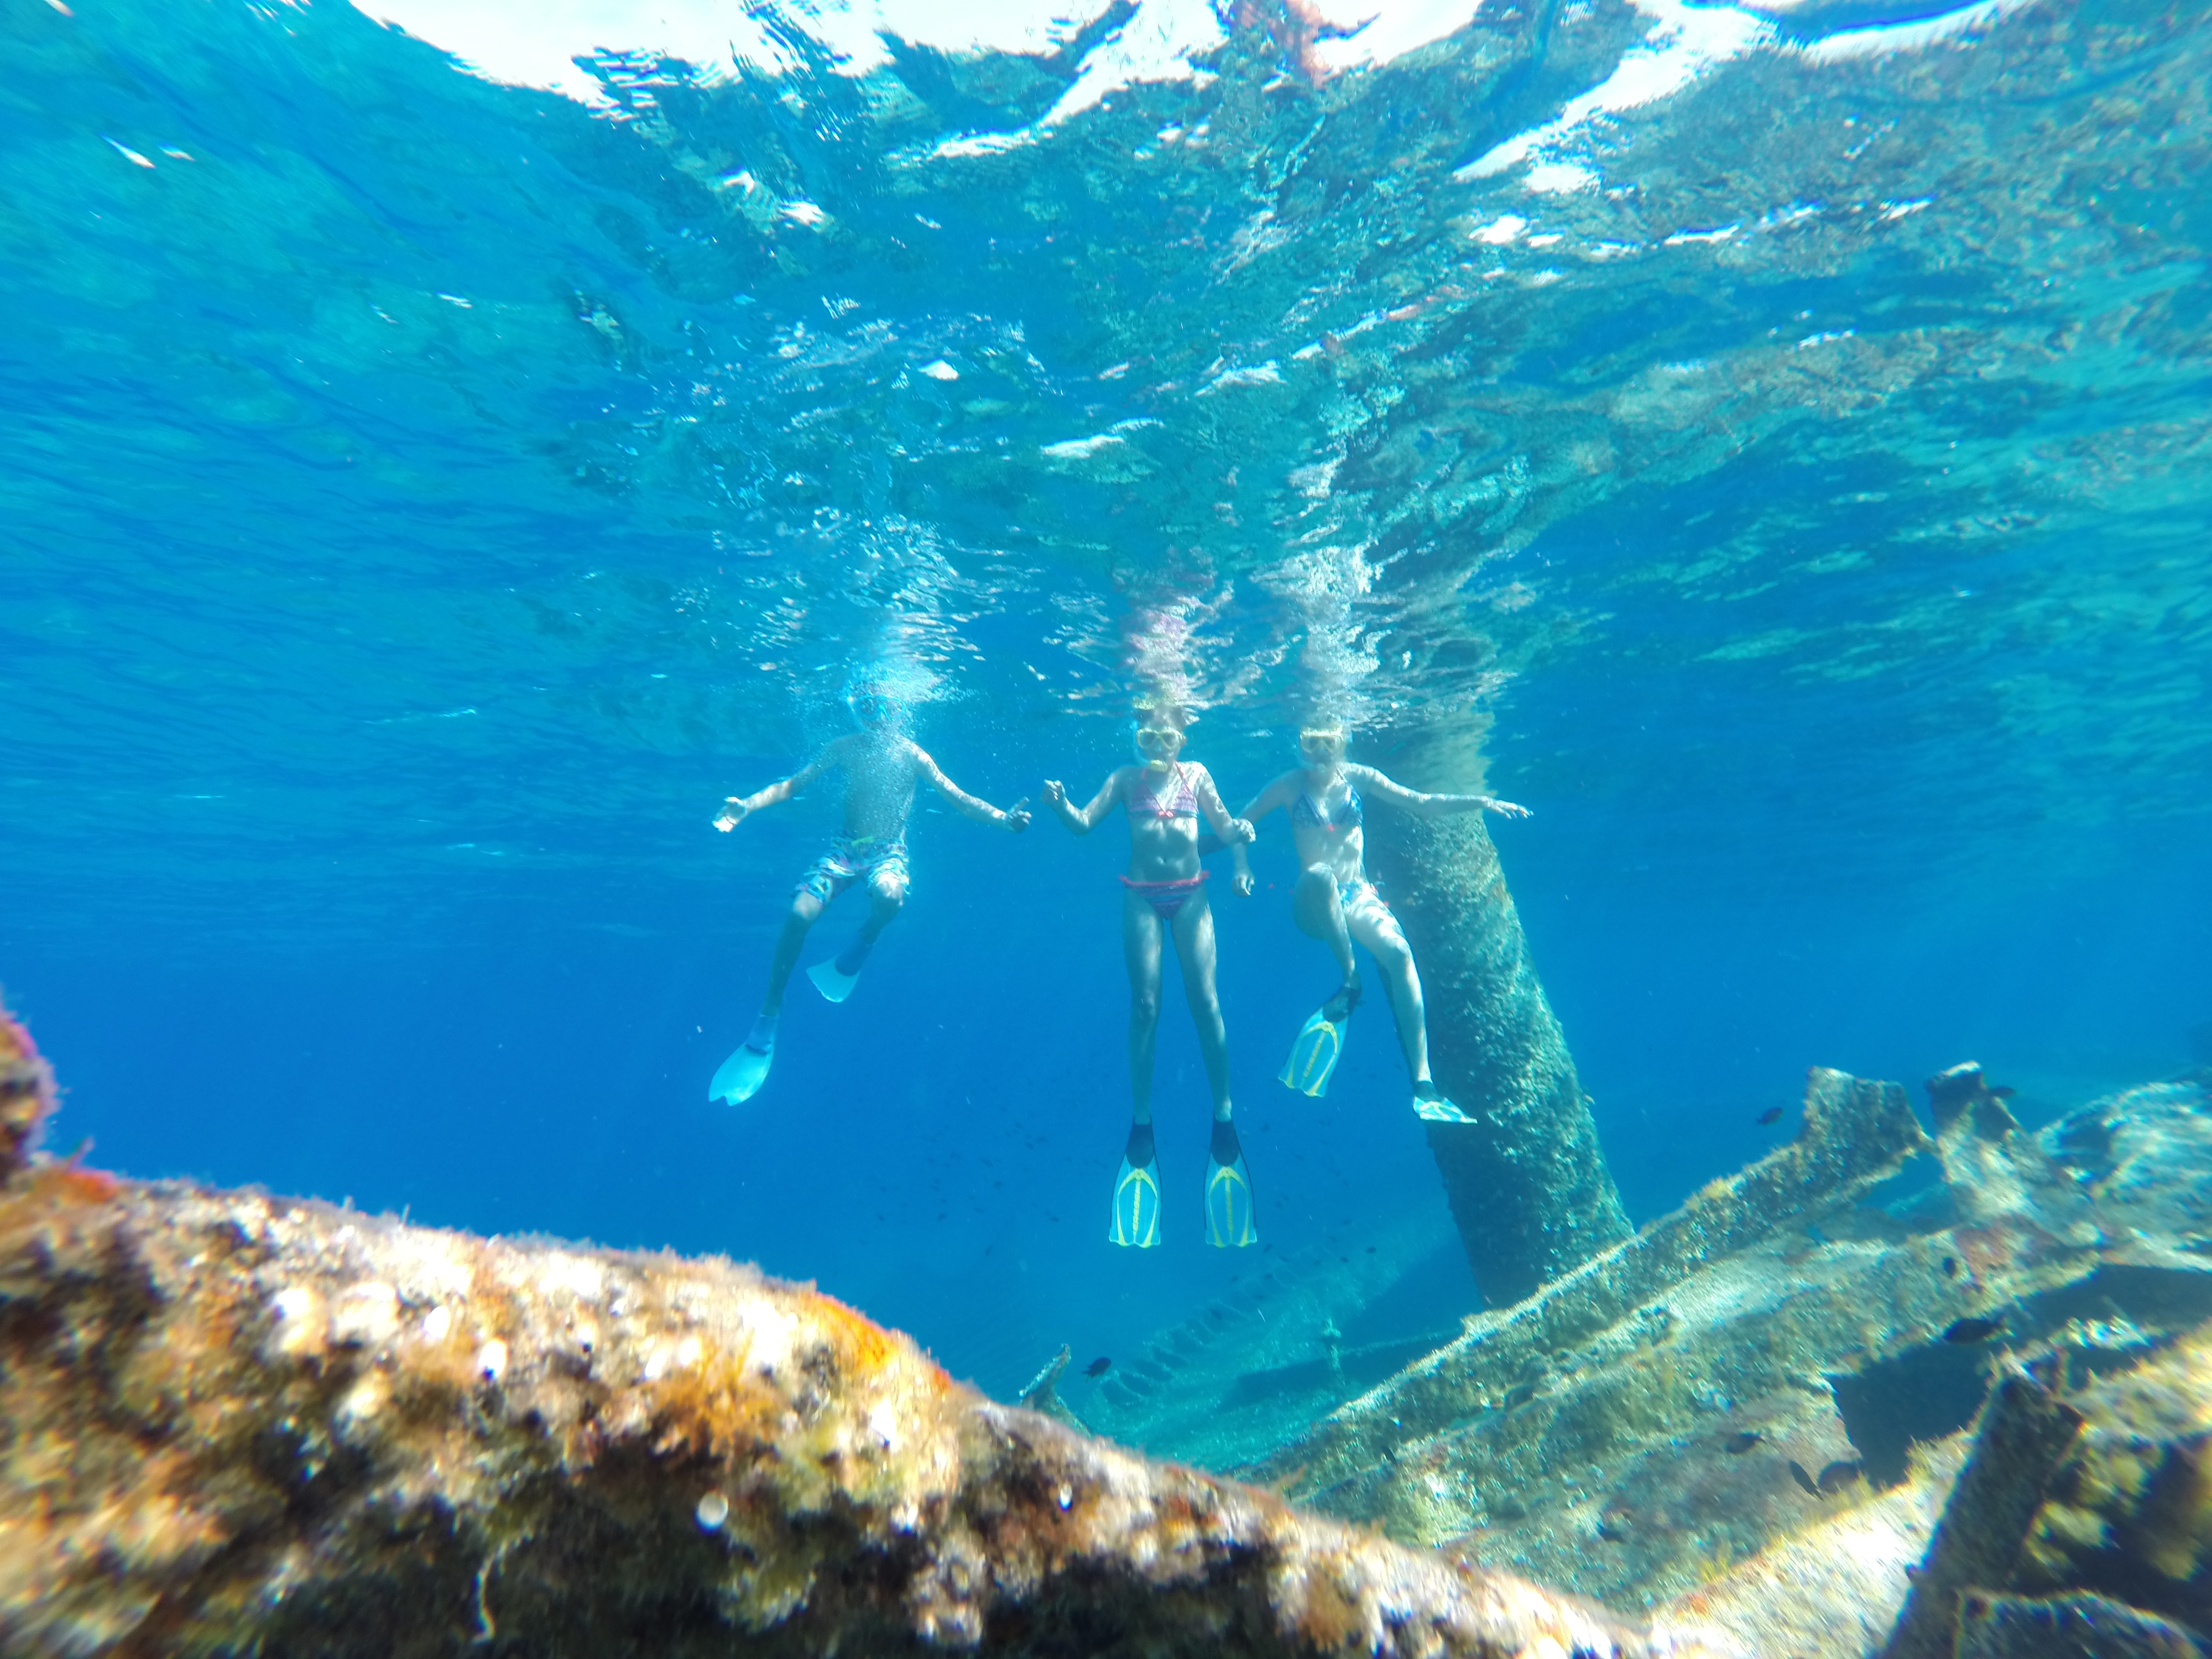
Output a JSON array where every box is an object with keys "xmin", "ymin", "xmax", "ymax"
[{"xmin": 4, "ymin": 0, "xmax": 2210, "ymax": 1409}]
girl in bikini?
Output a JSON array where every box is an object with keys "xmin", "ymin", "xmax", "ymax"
[
  {"xmin": 1042, "ymin": 708, "xmax": 1259, "ymax": 1249},
  {"xmin": 1233, "ymin": 722, "xmax": 1527, "ymax": 1123}
]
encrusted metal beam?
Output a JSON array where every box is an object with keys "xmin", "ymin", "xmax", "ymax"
[
  {"xmin": 1364, "ymin": 813, "xmax": 1632, "ymax": 1306},
  {"xmin": 1250, "ymin": 1066, "xmax": 1932, "ymax": 1506}
]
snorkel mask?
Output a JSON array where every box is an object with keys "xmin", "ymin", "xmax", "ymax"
[
  {"xmin": 1298, "ymin": 725, "xmax": 1347, "ymax": 768},
  {"xmin": 843, "ymin": 676, "xmax": 907, "ymax": 734},
  {"xmin": 1132, "ymin": 722, "xmax": 1185, "ymax": 772}
]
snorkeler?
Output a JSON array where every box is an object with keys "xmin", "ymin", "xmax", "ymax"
[
  {"xmin": 1041, "ymin": 709, "xmax": 1260, "ymax": 1249},
  {"xmin": 707, "ymin": 677, "xmax": 1030, "ymax": 1105},
  {"xmin": 1231, "ymin": 723, "xmax": 1528, "ymax": 1124}
]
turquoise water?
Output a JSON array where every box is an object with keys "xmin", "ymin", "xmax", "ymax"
[{"xmin": 3, "ymin": 0, "xmax": 2209, "ymax": 1436}]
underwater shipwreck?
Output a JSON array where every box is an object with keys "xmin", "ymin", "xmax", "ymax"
[{"xmin": 5, "ymin": 830, "xmax": 2209, "ymax": 1658}]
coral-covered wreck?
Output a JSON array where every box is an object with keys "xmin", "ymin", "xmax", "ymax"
[
  {"xmin": 0, "ymin": 1000, "xmax": 1656, "ymax": 1658},
  {"xmin": 4, "ymin": 994, "xmax": 2208, "ymax": 1659}
]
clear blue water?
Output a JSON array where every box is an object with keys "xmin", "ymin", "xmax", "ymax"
[{"xmin": 4, "ymin": 0, "xmax": 2209, "ymax": 1432}]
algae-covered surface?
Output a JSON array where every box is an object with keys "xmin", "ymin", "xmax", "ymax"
[
  {"xmin": 10, "ymin": 979, "xmax": 2210, "ymax": 1657},
  {"xmin": 0, "ymin": 1004, "xmax": 1665, "ymax": 1658}
]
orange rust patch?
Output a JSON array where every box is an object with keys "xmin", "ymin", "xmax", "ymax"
[
  {"xmin": 807, "ymin": 1290, "xmax": 901, "ymax": 1379},
  {"xmin": 649, "ymin": 1354, "xmax": 789, "ymax": 1462},
  {"xmin": 44, "ymin": 1163, "xmax": 121, "ymax": 1204}
]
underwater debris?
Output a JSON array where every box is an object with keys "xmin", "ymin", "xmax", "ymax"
[
  {"xmin": 1240, "ymin": 1067, "xmax": 2212, "ymax": 1643},
  {"xmin": 1656, "ymin": 1079, "xmax": 2212, "ymax": 1659},
  {"xmin": 1928, "ymin": 1062, "xmax": 2096, "ymax": 1241},
  {"xmin": 1015, "ymin": 1342, "xmax": 1090, "ymax": 1433},
  {"xmin": 2016, "ymin": 1317, "xmax": 2212, "ymax": 1637},
  {"xmin": 0, "ymin": 1086, "xmax": 1669, "ymax": 1659},
  {"xmin": 1955, "ymin": 1592, "xmax": 2206, "ymax": 1659},
  {"xmin": 1251, "ymin": 1067, "xmax": 1931, "ymax": 1506},
  {"xmin": 1881, "ymin": 1370, "xmax": 2087, "ymax": 1659}
]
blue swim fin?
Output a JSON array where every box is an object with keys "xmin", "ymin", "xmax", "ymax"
[
  {"xmin": 1204, "ymin": 1119, "xmax": 1259, "ymax": 1249},
  {"xmin": 806, "ymin": 957, "xmax": 862, "ymax": 1004},
  {"xmin": 1279, "ymin": 1004, "xmax": 1347, "ymax": 1097},
  {"xmin": 1109, "ymin": 1123, "xmax": 1162, "ymax": 1249},
  {"xmin": 709, "ymin": 1037, "xmax": 774, "ymax": 1104},
  {"xmin": 807, "ymin": 936, "xmax": 870, "ymax": 1004},
  {"xmin": 1412, "ymin": 1082, "xmax": 1474, "ymax": 1124}
]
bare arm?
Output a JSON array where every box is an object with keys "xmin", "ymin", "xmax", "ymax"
[
  {"xmin": 1348, "ymin": 764, "xmax": 1530, "ymax": 821},
  {"xmin": 913, "ymin": 744, "xmax": 1031, "ymax": 833},
  {"xmin": 1190, "ymin": 765, "xmax": 1256, "ymax": 846},
  {"xmin": 714, "ymin": 741, "xmax": 842, "ymax": 831},
  {"xmin": 1235, "ymin": 770, "xmax": 1302, "ymax": 827},
  {"xmin": 1040, "ymin": 770, "xmax": 1124, "ymax": 835},
  {"xmin": 1223, "ymin": 770, "xmax": 1297, "ymax": 897}
]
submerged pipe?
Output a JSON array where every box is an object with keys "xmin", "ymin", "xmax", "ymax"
[{"xmin": 1363, "ymin": 811, "xmax": 1632, "ymax": 1305}]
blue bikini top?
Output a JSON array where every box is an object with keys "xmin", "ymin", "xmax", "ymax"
[{"xmin": 1292, "ymin": 781, "xmax": 1363, "ymax": 833}]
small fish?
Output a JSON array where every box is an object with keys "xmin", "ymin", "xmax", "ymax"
[
  {"xmin": 1083, "ymin": 1356, "xmax": 1112, "ymax": 1379},
  {"xmin": 1817, "ymin": 1459, "xmax": 1863, "ymax": 1494},
  {"xmin": 1944, "ymin": 1317, "xmax": 2005, "ymax": 1344},
  {"xmin": 1724, "ymin": 1431, "xmax": 1763, "ymax": 1454},
  {"xmin": 1788, "ymin": 1459, "xmax": 1820, "ymax": 1497},
  {"xmin": 1595, "ymin": 1499, "xmax": 1637, "ymax": 1542},
  {"xmin": 1989, "ymin": 1084, "xmax": 2017, "ymax": 1100},
  {"xmin": 1941, "ymin": 1256, "xmax": 1958, "ymax": 1278},
  {"xmin": 1756, "ymin": 1107, "xmax": 1785, "ymax": 1125}
]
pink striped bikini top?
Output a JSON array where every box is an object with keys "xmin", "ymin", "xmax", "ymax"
[{"xmin": 1133, "ymin": 761, "xmax": 1199, "ymax": 820}]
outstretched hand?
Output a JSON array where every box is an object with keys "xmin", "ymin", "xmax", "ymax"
[
  {"xmin": 713, "ymin": 797, "xmax": 749, "ymax": 832},
  {"xmin": 1003, "ymin": 797, "xmax": 1033, "ymax": 833},
  {"xmin": 1233, "ymin": 870, "xmax": 1256, "ymax": 898},
  {"xmin": 1483, "ymin": 796, "xmax": 1531, "ymax": 819},
  {"xmin": 1041, "ymin": 779, "xmax": 1067, "ymax": 808}
]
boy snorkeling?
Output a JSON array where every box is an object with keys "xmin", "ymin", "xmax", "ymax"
[
  {"xmin": 707, "ymin": 676, "xmax": 1030, "ymax": 1104},
  {"xmin": 1232, "ymin": 723, "xmax": 1528, "ymax": 1123},
  {"xmin": 1041, "ymin": 707, "xmax": 1260, "ymax": 1249}
]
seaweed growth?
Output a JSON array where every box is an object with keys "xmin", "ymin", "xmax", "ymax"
[{"xmin": 0, "ymin": 995, "xmax": 57, "ymax": 1181}]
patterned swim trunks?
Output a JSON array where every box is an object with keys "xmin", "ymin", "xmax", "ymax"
[{"xmin": 796, "ymin": 834, "xmax": 910, "ymax": 905}]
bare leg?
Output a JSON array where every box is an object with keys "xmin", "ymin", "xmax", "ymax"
[
  {"xmin": 1121, "ymin": 888, "xmax": 1166, "ymax": 1125},
  {"xmin": 1353, "ymin": 909, "xmax": 1430, "ymax": 1086},
  {"xmin": 1171, "ymin": 889, "xmax": 1234, "ymax": 1121},
  {"xmin": 1291, "ymin": 865, "xmax": 1360, "ymax": 1000},
  {"xmin": 858, "ymin": 872, "xmax": 905, "ymax": 946},
  {"xmin": 827, "ymin": 871, "xmax": 905, "ymax": 975},
  {"xmin": 760, "ymin": 890, "xmax": 827, "ymax": 1019}
]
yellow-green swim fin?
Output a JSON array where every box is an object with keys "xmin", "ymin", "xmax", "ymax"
[
  {"xmin": 1279, "ymin": 984, "xmax": 1357, "ymax": 1097},
  {"xmin": 1109, "ymin": 1123, "xmax": 1162, "ymax": 1249},
  {"xmin": 1204, "ymin": 1119, "xmax": 1259, "ymax": 1249}
]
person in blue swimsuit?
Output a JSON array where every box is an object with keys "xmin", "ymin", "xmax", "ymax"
[
  {"xmin": 1042, "ymin": 706, "xmax": 1259, "ymax": 1249},
  {"xmin": 705, "ymin": 676, "xmax": 1030, "ymax": 1105},
  {"xmin": 1232, "ymin": 722, "xmax": 1527, "ymax": 1123}
]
